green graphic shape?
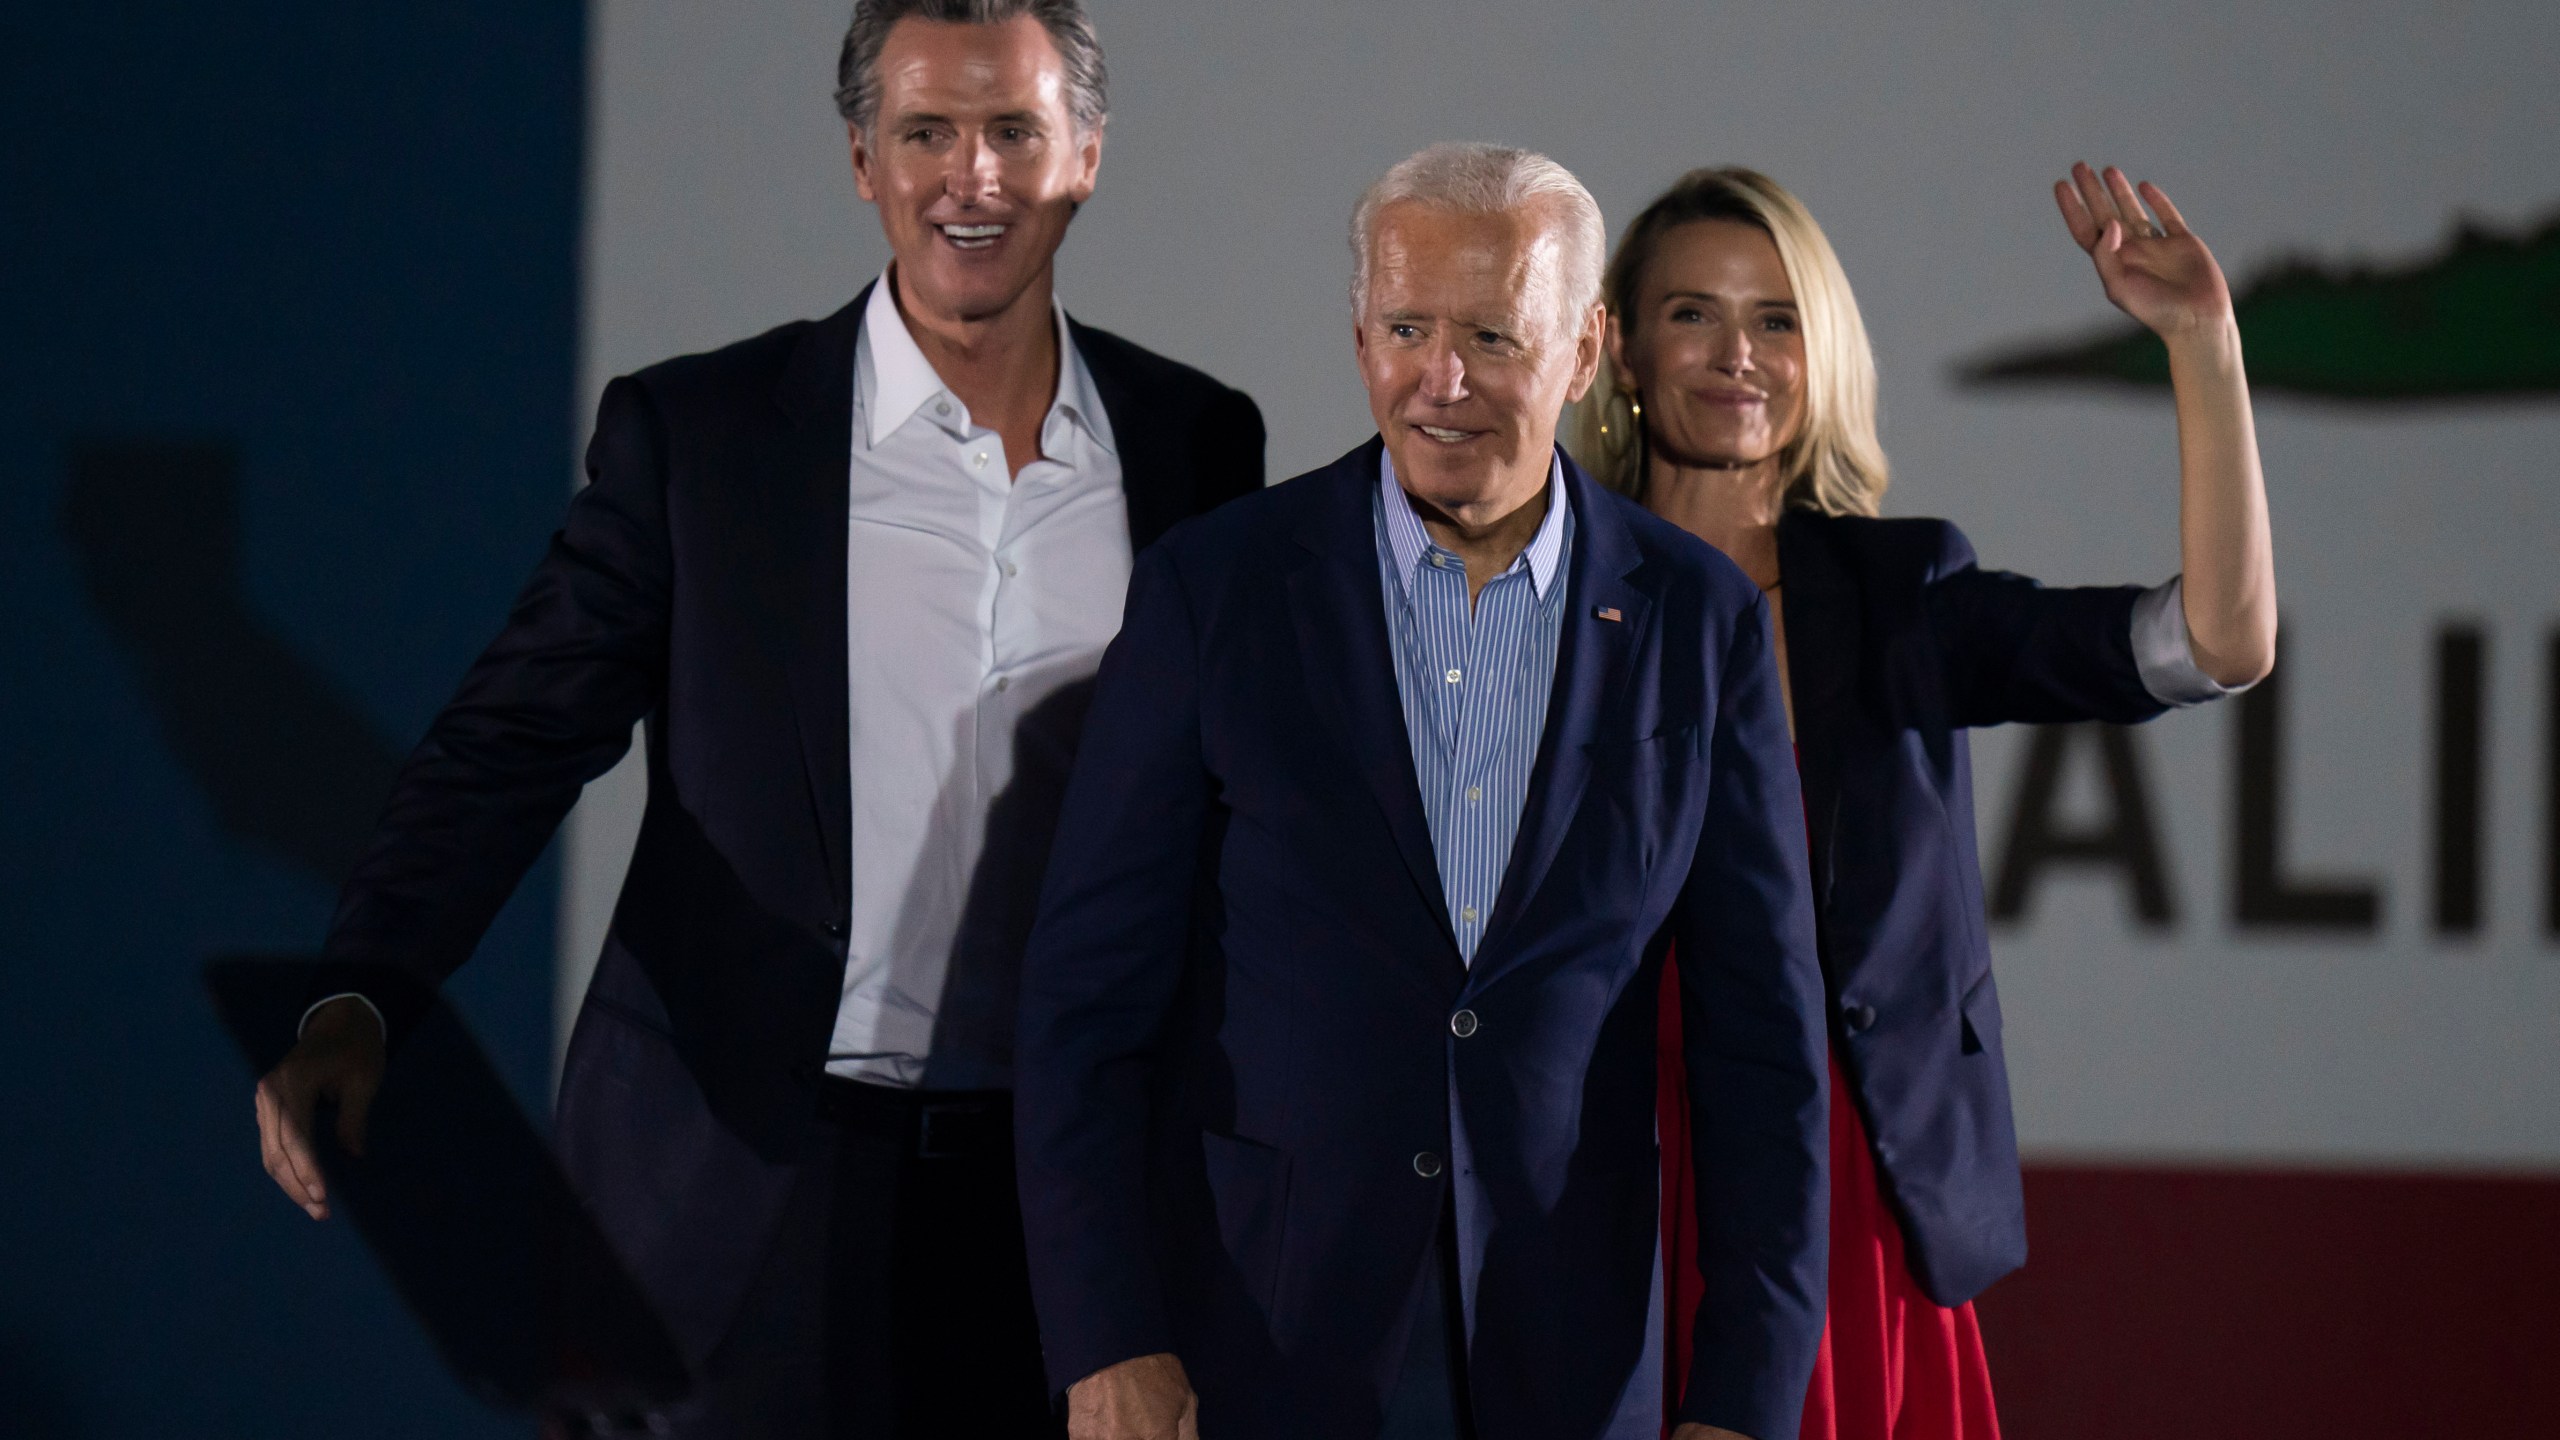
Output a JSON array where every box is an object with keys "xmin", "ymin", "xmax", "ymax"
[{"xmin": 1961, "ymin": 211, "xmax": 2560, "ymax": 400}]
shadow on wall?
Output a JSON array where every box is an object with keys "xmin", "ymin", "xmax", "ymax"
[{"xmin": 60, "ymin": 440, "xmax": 404, "ymax": 888}]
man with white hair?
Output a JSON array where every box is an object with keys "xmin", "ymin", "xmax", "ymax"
[{"xmin": 1014, "ymin": 143, "xmax": 1829, "ymax": 1440}]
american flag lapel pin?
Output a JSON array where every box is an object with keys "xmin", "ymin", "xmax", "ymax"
[{"xmin": 1594, "ymin": 606, "xmax": 1623, "ymax": 623}]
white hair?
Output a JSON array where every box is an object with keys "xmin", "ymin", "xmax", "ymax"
[{"xmin": 1349, "ymin": 142, "xmax": 1605, "ymax": 341}]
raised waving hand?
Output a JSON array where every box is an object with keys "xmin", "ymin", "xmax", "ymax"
[
  {"xmin": 2056, "ymin": 162, "xmax": 2234, "ymax": 340},
  {"xmin": 2051, "ymin": 160, "xmax": 2275, "ymax": 690}
]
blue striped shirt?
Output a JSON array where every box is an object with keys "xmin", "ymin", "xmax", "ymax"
[{"xmin": 1374, "ymin": 452, "xmax": 1572, "ymax": 964}]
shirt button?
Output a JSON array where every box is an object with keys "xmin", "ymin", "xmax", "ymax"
[
  {"xmin": 1466, "ymin": 785, "xmax": 1482, "ymax": 803},
  {"xmin": 994, "ymin": 675, "xmax": 1011, "ymax": 692},
  {"xmin": 935, "ymin": 401, "xmax": 951, "ymax": 417},
  {"xmin": 1002, "ymin": 560, "xmax": 1019, "ymax": 578},
  {"xmin": 971, "ymin": 451, "xmax": 990, "ymax": 469},
  {"xmin": 1444, "ymin": 668, "xmax": 1462, "ymax": 684},
  {"xmin": 1412, "ymin": 1151, "xmax": 1444, "ymax": 1179},
  {"xmin": 1450, "ymin": 1009, "xmax": 1479, "ymax": 1039},
  {"xmin": 1460, "ymin": 905, "xmax": 1478, "ymax": 925}
]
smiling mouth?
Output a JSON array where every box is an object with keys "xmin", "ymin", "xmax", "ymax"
[
  {"xmin": 1694, "ymin": 389, "xmax": 1766, "ymax": 408},
  {"xmin": 1415, "ymin": 424, "xmax": 1478, "ymax": 444},
  {"xmin": 938, "ymin": 222, "xmax": 1008, "ymax": 251}
]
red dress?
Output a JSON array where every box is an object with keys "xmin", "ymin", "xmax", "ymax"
[{"xmin": 1656, "ymin": 962, "xmax": 2002, "ymax": 1439}]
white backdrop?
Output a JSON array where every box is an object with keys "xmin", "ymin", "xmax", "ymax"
[{"xmin": 566, "ymin": 0, "xmax": 2560, "ymax": 1168}]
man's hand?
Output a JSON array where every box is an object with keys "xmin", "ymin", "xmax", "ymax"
[
  {"xmin": 252, "ymin": 996, "xmax": 386, "ymax": 1219},
  {"xmin": 1066, "ymin": 1352, "xmax": 1197, "ymax": 1440},
  {"xmin": 1670, "ymin": 1426, "xmax": 1755, "ymax": 1440}
]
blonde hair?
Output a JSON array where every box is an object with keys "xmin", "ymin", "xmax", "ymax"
[{"xmin": 1569, "ymin": 166, "xmax": 1888, "ymax": 517}]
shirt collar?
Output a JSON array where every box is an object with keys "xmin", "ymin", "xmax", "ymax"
[
  {"xmin": 1047, "ymin": 305, "xmax": 1115, "ymax": 457},
  {"xmin": 857, "ymin": 267, "xmax": 1116, "ymax": 457},
  {"xmin": 1379, "ymin": 447, "xmax": 1570, "ymax": 602}
]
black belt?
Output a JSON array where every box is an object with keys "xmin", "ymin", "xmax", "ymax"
[{"xmin": 816, "ymin": 1073, "xmax": 1013, "ymax": 1161}]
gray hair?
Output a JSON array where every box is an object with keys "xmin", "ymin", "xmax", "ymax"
[
  {"xmin": 1349, "ymin": 142, "xmax": 1606, "ymax": 340},
  {"xmin": 834, "ymin": 0, "xmax": 1108, "ymax": 136}
]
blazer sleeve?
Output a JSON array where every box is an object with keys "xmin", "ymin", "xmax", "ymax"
[
  {"xmin": 1669, "ymin": 591, "xmax": 1831, "ymax": 1440},
  {"xmin": 1920, "ymin": 520, "xmax": 2170, "ymax": 729},
  {"xmin": 311, "ymin": 376, "xmax": 673, "ymax": 1039},
  {"xmin": 1013, "ymin": 538, "xmax": 1213, "ymax": 1394}
]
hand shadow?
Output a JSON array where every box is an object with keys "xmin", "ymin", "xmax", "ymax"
[
  {"xmin": 209, "ymin": 955, "xmax": 691, "ymax": 1425},
  {"xmin": 60, "ymin": 440, "xmax": 404, "ymax": 886}
]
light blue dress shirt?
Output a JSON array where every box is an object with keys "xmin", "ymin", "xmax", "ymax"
[{"xmin": 1374, "ymin": 451, "xmax": 1572, "ymax": 965}]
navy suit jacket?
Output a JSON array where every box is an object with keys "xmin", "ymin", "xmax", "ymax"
[
  {"xmin": 314, "ymin": 284, "xmax": 1264, "ymax": 1366},
  {"xmin": 1778, "ymin": 508, "xmax": 2167, "ymax": 1306},
  {"xmin": 1015, "ymin": 441, "xmax": 1830, "ymax": 1440}
]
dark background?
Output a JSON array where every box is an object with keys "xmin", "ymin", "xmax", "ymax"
[{"xmin": 1, "ymin": 5, "xmax": 582, "ymax": 1433}]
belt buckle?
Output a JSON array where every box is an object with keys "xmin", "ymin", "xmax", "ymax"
[{"xmin": 916, "ymin": 1101, "xmax": 985, "ymax": 1160}]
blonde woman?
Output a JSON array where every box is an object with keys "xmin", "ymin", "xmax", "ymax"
[{"xmin": 1575, "ymin": 165, "xmax": 2274, "ymax": 1439}]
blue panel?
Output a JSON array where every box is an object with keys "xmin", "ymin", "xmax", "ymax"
[{"xmin": 0, "ymin": 5, "xmax": 585, "ymax": 1434}]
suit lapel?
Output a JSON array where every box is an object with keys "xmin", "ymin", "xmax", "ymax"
[
  {"xmin": 1285, "ymin": 440, "xmax": 1459, "ymax": 962},
  {"xmin": 1470, "ymin": 458, "xmax": 1653, "ymax": 982},
  {"xmin": 1778, "ymin": 511, "xmax": 1856, "ymax": 904},
  {"xmin": 1070, "ymin": 317, "xmax": 1185, "ymax": 554},
  {"xmin": 767, "ymin": 289, "xmax": 865, "ymax": 921}
]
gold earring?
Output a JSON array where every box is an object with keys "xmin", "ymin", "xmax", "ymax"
[{"xmin": 1600, "ymin": 389, "xmax": 1641, "ymax": 441}]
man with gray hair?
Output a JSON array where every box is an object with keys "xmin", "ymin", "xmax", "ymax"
[
  {"xmin": 248, "ymin": 1, "xmax": 1261, "ymax": 1434},
  {"xmin": 1015, "ymin": 143, "xmax": 1828, "ymax": 1440}
]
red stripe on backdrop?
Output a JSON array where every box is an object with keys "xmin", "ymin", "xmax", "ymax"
[{"xmin": 1974, "ymin": 1165, "xmax": 2560, "ymax": 1439}]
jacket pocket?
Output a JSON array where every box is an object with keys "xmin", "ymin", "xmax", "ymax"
[
  {"xmin": 1587, "ymin": 722, "xmax": 1702, "ymax": 776},
  {"xmin": 1199, "ymin": 1128, "xmax": 1292, "ymax": 1319},
  {"xmin": 1959, "ymin": 971, "xmax": 2003, "ymax": 1056}
]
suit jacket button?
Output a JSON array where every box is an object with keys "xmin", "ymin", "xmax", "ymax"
[
  {"xmin": 1843, "ymin": 1002, "xmax": 1878, "ymax": 1034},
  {"xmin": 1412, "ymin": 1150, "xmax": 1444, "ymax": 1178},
  {"xmin": 824, "ymin": 919, "xmax": 847, "ymax": 938},
  {"xmin": 1449, "ymin": 1009, "xmax": 1479, "ymax": 1039}
]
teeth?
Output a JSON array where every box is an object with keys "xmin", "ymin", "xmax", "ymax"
[
  {"xmin": 1419, "ymin": 426, "xmax": 1470, "ymax": 442},
  {"xmin": 941, "ymin": 223, "xmax": 1006, "ymax": 246}
]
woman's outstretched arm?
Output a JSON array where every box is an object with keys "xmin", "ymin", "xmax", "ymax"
[{"xmin": 2056, "ymin": 162, "xmax": 2277, "ymax": 688}]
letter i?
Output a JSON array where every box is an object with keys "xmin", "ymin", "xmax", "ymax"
[
  {"xmin": 2548, "ymin": 628, "xmax": 2560, "ymax": 941},
  {"xmin": 2433, "ymin": 623, "xmax": 2486, "ymax": 935}
]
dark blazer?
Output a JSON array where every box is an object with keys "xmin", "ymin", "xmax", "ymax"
[
  {"xmin": 1778, "ymin": 507, "xmax": 2166, "ymax": 1307},
  {"xmin": 315, "ymin": 282, "xmax": 1264, "ymax": 1365},
  {"xmin": 1014, "ymin": 440, "xmax": 1830, "ymax": 1440}
]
